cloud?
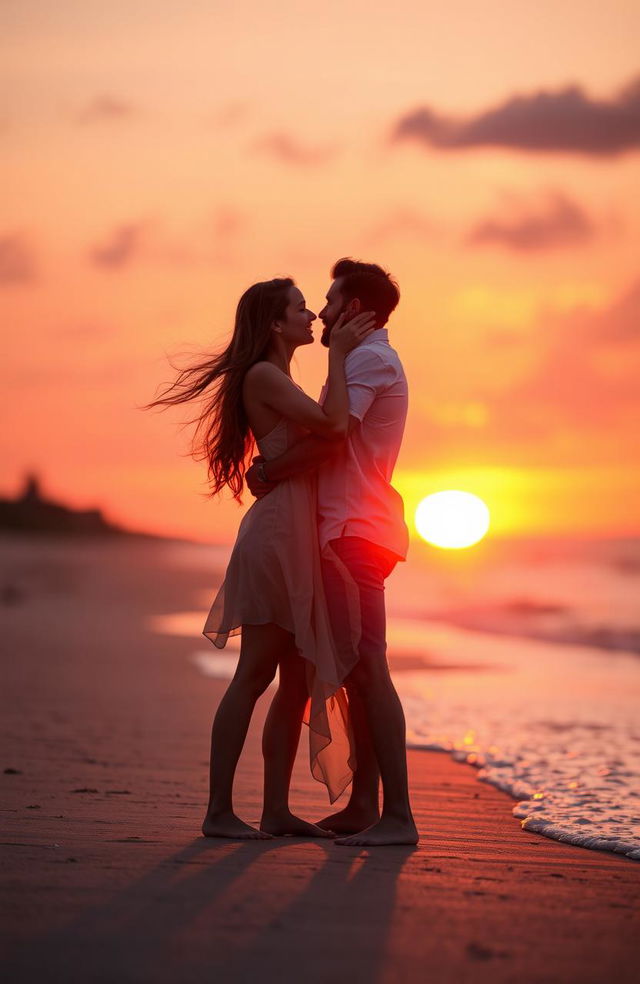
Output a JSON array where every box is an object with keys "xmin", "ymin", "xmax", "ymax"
[
  {"xmin": 78, "ymin": 95, "xmax": 136, "ymax": 125},
  {"xmin": 89, "ymin": 223, "xmax": 144, "ymax": 269},
  {"xmin": 467, "ymin": 192, "xmax": 594, "ymax": 251},
  {"xmin": 253, "ymin": 132, "xmax": 338, "ymax": 166},
  {"xmin": 212, "ymin": 207, "xmax": 245, "ymax": 239},
  {"xmin": 584, "ymin": 279, "xmax": 640, "ymax": 345},
  {"xmin": 213, "ymin": 102, "xmax": 251, "ymax": 129},
  {"xmin": 85, "ymin": 213, "xmax": 249, "ymax": 271},
  {"xmin": 0, "ymin": 234, "xmax": 37, "ymax": 285},
  {"xmin": 391, "ymin": 75, "xmax": 640, "ymax": 155}
]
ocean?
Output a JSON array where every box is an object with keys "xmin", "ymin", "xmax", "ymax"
[{"xmin": 163, "ymin": 534, "xmax": 640, "ymax": 861}]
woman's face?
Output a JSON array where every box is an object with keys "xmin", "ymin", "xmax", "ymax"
[{"xmin": 276, "ymin": 286, "xmax": 317, "ymax": 348}]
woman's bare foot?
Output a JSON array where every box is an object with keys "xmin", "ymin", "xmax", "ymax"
[
  {"xmin": 261, "ymin": 809, "xmax": 334, "ymax": 838},
  {"xmin": 316, "ymin": 804, "xmax": 380, "ymax": 835},
  {"xmin": 202, "ymin": 810, "xmax": 273, "ymax": 840},
  {"xmin": 334, "ymin": 815, "xmax": 419, "ymax": 847}
]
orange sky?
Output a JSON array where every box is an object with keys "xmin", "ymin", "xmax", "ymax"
[{"xmin": 2, "ymin": 1, "xmax": 639, "ymax": 542}]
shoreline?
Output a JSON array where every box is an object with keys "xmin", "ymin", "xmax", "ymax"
[{"xmin": 408, "ymin": 744, "xmax": 640, "ymax": 862}]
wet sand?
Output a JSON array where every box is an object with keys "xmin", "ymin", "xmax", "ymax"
[{"xmin": 1, "ymin": 536, "xmax": 638, "ymax": 983}]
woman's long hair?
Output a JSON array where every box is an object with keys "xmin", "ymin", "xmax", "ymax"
[{"xmin": 147, "ymin": 277, "xmax": 294, "ymax": 501}]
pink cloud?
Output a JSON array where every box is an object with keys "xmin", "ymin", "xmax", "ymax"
[
  {"xmin": 467, "ymin": 192, "xmax": 594, "ymax": 251},
  {"xmin": 89, "ymin": 223, "xmax": 145, "ymax": 269},
  {"xmin": 0, "ymin": 233, "xmax": 37, "ymax": 285},
  {"xmin": 78, "ymin": 95, "xmax": 136, "ymax": 125},
  {"xmin": 253, "ymin": 132, "xmax": 339, "ymax": 166},
  {"xmin": 392, "ymin": 75, "xmax": 640, "ymax": 156}
]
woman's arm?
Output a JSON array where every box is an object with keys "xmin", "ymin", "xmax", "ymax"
[{"xmin": 244, "ymin": 312, "xmax": 375, "ymax": 439}]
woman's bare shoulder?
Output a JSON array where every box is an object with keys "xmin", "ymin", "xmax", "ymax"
[
  {"xmin": 245, "ymin": 360, "xmax": 278, "ymax": 379},
  {"xmin": 244, "ymin": 361, "xmax": 291, "ymax": 391}
]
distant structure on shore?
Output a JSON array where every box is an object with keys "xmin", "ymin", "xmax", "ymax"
[{"xmin": 0, "ymin": 474, "xmax": 132, "ymax": 536}]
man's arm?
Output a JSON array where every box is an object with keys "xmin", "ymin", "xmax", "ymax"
[
  {"xmin": 265, "ymin": 433, "xmax": 341, "ymax": 481},
  {"xmin": 246, "ymin": 417, "xmax": 358, "ymax": 498}
]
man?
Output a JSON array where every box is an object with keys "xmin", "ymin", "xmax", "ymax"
[{"xmin": 247, "ymin": 258, "xmax": 417, "ymax": 846}]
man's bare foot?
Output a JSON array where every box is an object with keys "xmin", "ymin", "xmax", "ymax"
[
  {"xmin": 202, "ymin": 810, "xmax": 273, "ymax": 840},
  {"xmin": 316, "ymin": 804, "xmax": 380, "ymax": 835},
  {"xmin": 261, "ymin": 810, "xmax": 334, "ymax": 838},
  {"xmin": 334, "ymin": 815, "xmax": 419, "ymax": 847}
]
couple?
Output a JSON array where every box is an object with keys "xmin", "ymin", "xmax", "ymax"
[{"xmin": 154, "ymin": 258, "xmax": 417, "ymax": 846}]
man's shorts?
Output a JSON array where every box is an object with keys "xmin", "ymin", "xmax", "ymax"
[{"xmin": 322, "ymin": 536, "xmax": 398, "ymax": 664}]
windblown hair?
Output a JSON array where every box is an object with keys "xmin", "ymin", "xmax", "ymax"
[
  {"xmin": 146, "ymin": 278, "xmax": 294, "ymax": 501},
  {"xmin": 332, "ymin": 257, "xmax": 400, "ymax": 326}
]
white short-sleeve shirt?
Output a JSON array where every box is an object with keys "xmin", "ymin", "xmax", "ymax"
[{"xmin": 317, "ymin": 328, "xmax": 409, "ymax": 560}]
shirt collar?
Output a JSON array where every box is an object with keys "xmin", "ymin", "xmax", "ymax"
[{"xmin": 364, "ymin": 327, "xmax": 389, "ymax": 344}]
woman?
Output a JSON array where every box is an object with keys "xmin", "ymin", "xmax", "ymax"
[{"xmin": 149, "ymin": 278, "xmax": 374, "ymax": 839}]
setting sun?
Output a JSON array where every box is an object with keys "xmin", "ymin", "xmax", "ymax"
[{"xmin": 415, "ymin": 491, "xmax": 490, "ymax": 549}]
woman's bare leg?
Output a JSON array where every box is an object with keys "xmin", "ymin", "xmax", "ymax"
[
  {"xmin": 202, "ymin": 623, "xmax": 284, "ymax": 839},
  {"xmin": 260, "ymin": 644, "xmax": 332, "ymax": 837}
]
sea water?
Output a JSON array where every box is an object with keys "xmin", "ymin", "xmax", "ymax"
[
  {"xmin": 385, "ymin": 542, "xmax": 640, "ymax": 861},
  {"xmin": 387, "ymin": 618, "xmax": 640, "ymax": 861}
]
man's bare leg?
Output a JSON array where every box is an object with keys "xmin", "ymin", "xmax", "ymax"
[
  {"xmin": 202, "ymin": 623, "xmax": 283, "ymax": 840},
  {"xmin": 261, "ymin": 644, "xmax": 332, "ymax": 838},
  {"xmin": 335, "ymin": 658, "xmax": 418, "ymax": 847},
  {"xmin": 317, "ymin": 685, "xmax": 380, "ymax": 833}
]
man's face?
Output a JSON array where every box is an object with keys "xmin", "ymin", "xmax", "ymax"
[{"xmin": 318, "ymin": 278, "xmax": 355, "ymax": 348}]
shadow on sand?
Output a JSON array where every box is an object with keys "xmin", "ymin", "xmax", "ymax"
[{"xmin": 6, "ymin": 835, "xmax": 417, "ymax": 983}]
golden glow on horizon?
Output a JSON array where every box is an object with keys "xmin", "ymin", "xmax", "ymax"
[{"xmin": 415, "ymin": 491, "xmax": 490, "ymax": 549}]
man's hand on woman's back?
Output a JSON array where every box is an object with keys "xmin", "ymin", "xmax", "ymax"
[{"xmin": 246, "ymin": 457, "xmax": 276, "ymax": 500}]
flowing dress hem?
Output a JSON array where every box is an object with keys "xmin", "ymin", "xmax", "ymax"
[{"xmin": 203, "ymin": 616, "xmax": 355, "ymax": 803}]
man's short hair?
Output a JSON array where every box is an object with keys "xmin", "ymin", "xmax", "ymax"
[{"xmin": 331, "ymin": 257, "xmax": 400, "ymax": 326}]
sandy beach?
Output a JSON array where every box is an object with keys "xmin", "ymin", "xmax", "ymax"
[{"xmin": 2, "ymin": 536, "xmax": 639, "ymax": 983}]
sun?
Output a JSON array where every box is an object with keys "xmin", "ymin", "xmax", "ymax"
[{"xmin": 415, "ymin": 490, "xmax": 490, "ymax": 549}]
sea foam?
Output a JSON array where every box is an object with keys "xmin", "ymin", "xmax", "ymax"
[{"xmin": 395, "ymin": 618, "xmax": 640, "ymax": 861}]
